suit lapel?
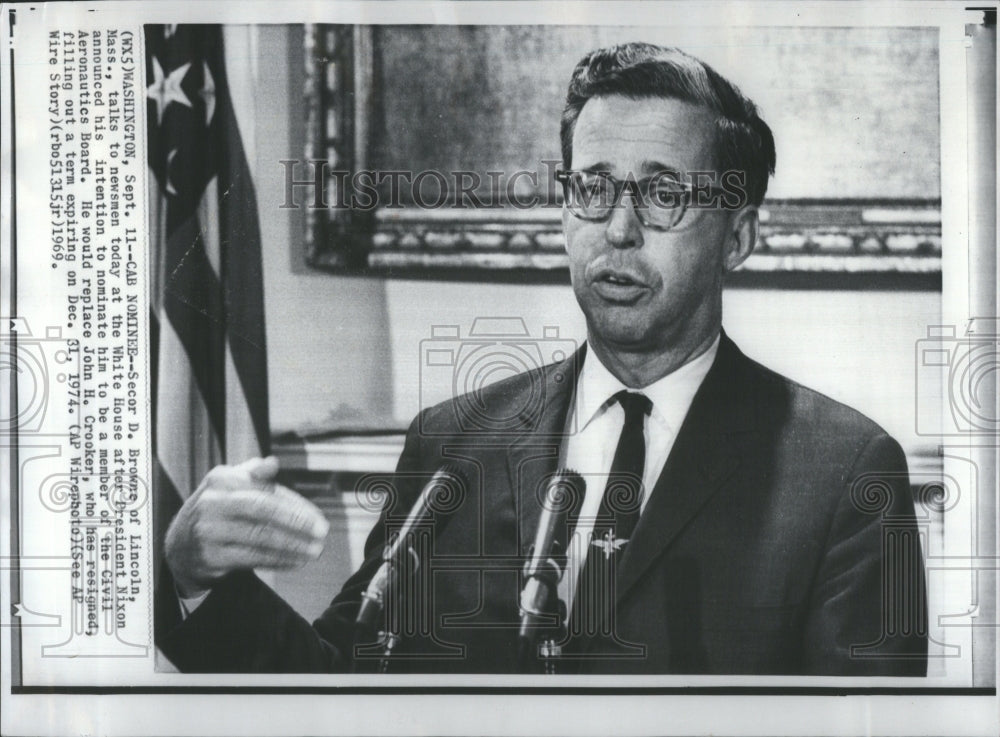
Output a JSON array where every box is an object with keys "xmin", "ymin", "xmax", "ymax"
[
  {"xmin": 616, "ymin": 333, "xmax": 754, "ymax": 603},
  {"xmin": 505, "ymin": 345, "xmax": 584, "ymax": 556}
]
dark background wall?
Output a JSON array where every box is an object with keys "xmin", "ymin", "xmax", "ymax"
[{"xmin": 372, "ymin": 25, "xmax": 939, "ymax": 200}]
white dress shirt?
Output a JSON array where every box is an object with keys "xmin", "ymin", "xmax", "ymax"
[{"xmin": 556, "ymin": 333, "xmax": 720, "ymax": 615}]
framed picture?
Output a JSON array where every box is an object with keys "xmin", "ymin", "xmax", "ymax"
[{"xmin": 301, "ymin": 24, "xmax": 941, "ymax": 287}]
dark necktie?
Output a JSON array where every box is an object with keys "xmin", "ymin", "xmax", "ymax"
[
  {"xmin": 566, "ymin": 390, "xmax": 651, "ymax": 649},
  {"xmin": 593, "ymin": 390, "xmax": 652, "ymax": 550}
]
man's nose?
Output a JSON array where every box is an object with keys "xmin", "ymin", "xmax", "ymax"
[{"xmin": 604, "ymin": 196, "xmax": 644, "ymax": 250}]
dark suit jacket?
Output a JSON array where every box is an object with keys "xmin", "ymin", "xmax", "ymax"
[{"xmin": 157, "ymin": 333, "xmax": 928, "ymax": 675}]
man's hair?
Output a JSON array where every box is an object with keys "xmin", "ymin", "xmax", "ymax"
[{"xmin": 560, "ymin": 42, "xmax": 777, "ymax": 206}]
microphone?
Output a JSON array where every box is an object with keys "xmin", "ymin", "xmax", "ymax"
[
  {"xmin": 518, "ymin": 469, "xmax": 585, "ymax": 659},
  {"xmin": 355, "ymin": 464, "xmax": 466, "ymax": 636}
]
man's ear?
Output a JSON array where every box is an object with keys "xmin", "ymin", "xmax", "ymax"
[{"xmin": 723, "ymin": 206, "xmax": 758, "ymax": 272}]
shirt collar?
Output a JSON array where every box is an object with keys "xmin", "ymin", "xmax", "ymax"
[{"xmin": 576, "ymin": 333, "xmax": 721, "ymax": 434}]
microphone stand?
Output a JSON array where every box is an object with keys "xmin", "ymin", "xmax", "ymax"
[
  {"xmin": 535, "ymin": 600, "xmax": 567, "ymax": 675},
  {"xmin": 376, "ymin": 632, "xmax": 400, "ymax": 674},
  {"xmin": 517, "ymin": 553, "xmax": 567, "ymax": 674},
  {"xmin": 377, "ymin": 543, "xmax": 419, "ymax": 673},
  {"xmin": 517, "ymin": 469, "xmax": 583, "ymax": 674},
  {"xmin": 353, "ymin": 541, "xmax": 421, "ymax": 674},
  {"xmin": 352, "ymin": 465, "xmax": 466, "ymax": 673}
]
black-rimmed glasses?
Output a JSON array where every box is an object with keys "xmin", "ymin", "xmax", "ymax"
[{"xmin": 555, "ymin": 169, "xmax": 727, "ymax": 231}]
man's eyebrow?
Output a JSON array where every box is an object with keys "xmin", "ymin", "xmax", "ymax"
[
  {"xmin": 641, "ymin": 160, "xmax": 681, "ymax": 175},
  {"xmin": 576, "ymin": 161, "xmax": 684, "ymax": 177}
]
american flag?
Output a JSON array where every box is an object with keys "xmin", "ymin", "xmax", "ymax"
[{"xmin": 144, "ymin": 25, "xmax": 270, "ymax": 577}]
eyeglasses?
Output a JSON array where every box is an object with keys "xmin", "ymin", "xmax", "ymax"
[{"xmin": 555, "ymin": 169, "xmax": 724, "ymax": 231}]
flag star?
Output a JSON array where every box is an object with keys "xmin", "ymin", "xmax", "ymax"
[
  {"xmin": 200, "ymin": 61, "xmax": 216, "ymax": 126},
  {"xmin": 146, "ymin": 57, "xmax": 193, "ymax": 125},
  {"xmin": 165, "ymin": 148, "xmax": 179, "ymax": 196}
]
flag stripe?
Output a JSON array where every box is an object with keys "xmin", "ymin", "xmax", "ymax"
[
  {"xmin": 197, "ymin": 175, "xmax": 222, "ymax": 277},
  {"xmin": 217, "ymin": 144, "xmax": 270, "ymax": 454},
  {"xmin": 222, "ymin": 26, "xmax": 257, "ymax": 181},
  {"xmin": 213, "ymin": 43, "xmax": 269, "ymax": 455},
  {"xmin": 156, "ymin": 297, "xmax": 223, "ymax": 495},
  {"xmin": 161, "ymin": 213, "xmax": 228, "ymax": 446},
  {"xmin": 225, "ymin": 345, "xmax": 261, "ymax": 461}
]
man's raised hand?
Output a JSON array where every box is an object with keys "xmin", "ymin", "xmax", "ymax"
[{"xmin": 164, "ymin": 456, "xmax": 331, "ymax": 598}]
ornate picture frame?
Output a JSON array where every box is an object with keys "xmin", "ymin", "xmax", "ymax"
[{"xmin": 301, "ymin": 24, "xmax": 941, "ymax": 287}]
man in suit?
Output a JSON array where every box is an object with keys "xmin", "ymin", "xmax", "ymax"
[{"xmin": 157, "ymin": 42, "xmax": 928, "ymax": 675}]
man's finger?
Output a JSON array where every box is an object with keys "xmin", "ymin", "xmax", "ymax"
[
  {"xmin": 216, "ymin": 542, "xmax": 323, "ymax": 571},
  {"xmin": 199, "ymin": 458, "xmax": 277, "ymax": 494},
  {"xmin": 205, "ymin": 517, "xmax": 325, "ymax": 558},
  {"xmin": 238, "ymin": 455, "xmax": 280, "ymax": 482},
  {"xmin": 217, "ymin": 488, "xmax": 329, "ymax": 540},
  {"xmin": 274, "ymin": 485, "xmax": 331, "ymax": 537}
]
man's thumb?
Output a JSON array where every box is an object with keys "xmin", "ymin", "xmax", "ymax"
[{"xmin": 236, "ymin": 455, "xmax": 280, "ymax": 482}]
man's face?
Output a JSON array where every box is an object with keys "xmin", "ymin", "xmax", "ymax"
[{"xmin": 563, "ymin": 95, "xmax": 740, "ymax": 359}]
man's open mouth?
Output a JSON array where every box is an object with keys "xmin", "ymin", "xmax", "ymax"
[
  {"xmin": 592, "ymin": 270, "xmax": 648, "ymax": 301},
  {"xmin": 602, "ymin": 274, "xmax": 640, "ymax": 286}
]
